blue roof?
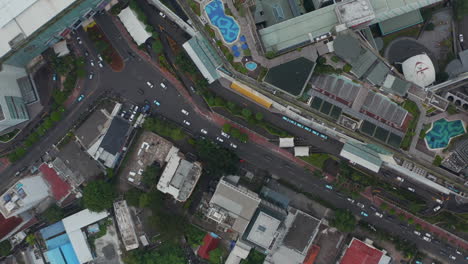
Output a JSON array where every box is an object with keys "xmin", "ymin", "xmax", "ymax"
[
  {"xmin": 61, "ymin": 243, "xmax": 80, "ymax": 264},
  {"xmin": 40, "ymin": 221, "xmax": 65, "ymax": 240},
  {"xmin": 45, "ymin": 242, "xmax": 80, "ymax": 264},
  {"xmin": 46, "ymin": 233, "xmax": 70, "ymax": 250},
  {"xmin": 45, "ymin": 248, "xmax": 66, "ymax": 264}
]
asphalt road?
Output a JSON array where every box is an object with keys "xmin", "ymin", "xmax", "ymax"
[{"xmin": 1, "ymin": 9, "xmax": 466, "ymax": 263}]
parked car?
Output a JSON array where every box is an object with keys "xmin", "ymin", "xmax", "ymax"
[
  {"xmin": 181, "ymin": 109, "xmax": 189, "ymax": 115},
  {"xmin": 221, "ymin": 131, "xmax": 230, "ymax": 138},
  {"xmin": 97, "ymin": 54, "xmax": 103, "ymax": 61},
  {"xmin": 77, "ymin": 37, "xmax": 82, "ymax": 44},
  {"xmin": 407, "ymin": 187, "xmax": 415, "ymax": 192},
  {"xmin": 413, "ymin": 230, "xmax": 421, "ymax": 236},
  {"xmin": 325, "ymin": 184, "xmax": 333, "ymax": 190},
  {"xmin": 230, "ymin": 143, "xmax": 237, "ymax": 149},
  {"xmin": 153, "ymin": 100, "xmax": 161, "ymax": 106},
  {"xmin": 375, "ymin": 212, "xmax": 383, "ymax": 218},
  {"xmin": 146, "ymin": 81, "xmax": 154, "ymax": 88},
  {"xmin": 360, "ymin": 211, "xmax": 368, "ymax": 217},
  {"xmin": 423, "ymin": 236, "xmax": 431, "ymax": 242},
  {"xmin": 200, "ymin": 129, "xmax": 208, "ymax": 135},
  {"xmin": 160, "ymin": 82, "xmax": 166, "ymax": 89},
  {"xmin": 433, "ymin": 205, "xmax": 441, "ymax": 212},
  {"xmin": 347, "ymin": 198, "xmax": 355, "ymax": 204},
  {"xmin": 396, "ymin": 176, "xmax": 404, "ymax": 182},
  {"xmin": 98, "ymin": 61, "xmax": 103, "ymax": 68},
  {"xmin": 183, "ymin": 120, "xmax": 190, "ymax": 126},
  {"xmin": 216, "ymin": 137, "xmax": 224, "ymax": 143},
  {"xmin": 52, "ymin": 74, "xmax": 57, "ymax": 81},
  {"xmin": 460, "ymin": 34, "xmax": 464, "ymax": 43},
  {"xmin": 357, "ymin": 203, "xmax": 365, "ymax": 209},
  {"xmin": 159, "ymin": 12, "xmax": 166, "ymax": 18},
  {"xmin": 90, "ymin": 60, "xmax": 95, "ymax": 67},
  {"xmin": 77, "ymin": 94, "xmax": 85, "ymax": 102},
  {"xmin": 88, "ymin": 72, "xmax": 94, "ymax": 79}
]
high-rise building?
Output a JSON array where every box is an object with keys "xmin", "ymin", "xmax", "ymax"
[
  {"xmin": 0, "ymin": 64, "xmax": 32, "ymax": 132},
  {"xmin": 0, "ymin": 0, "xmax": 108, "ymax": 67}
]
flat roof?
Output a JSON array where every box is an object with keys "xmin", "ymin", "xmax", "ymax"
[
  {"xmin": 100, "ymin": 117, "xmax": 131, "ymax": 155},
  {"xmin": 382, "ymin": 75, "xmax": 411, "ymax": 96},
  {"xmin": 259, "ymin": 4, "xmax": 337, "ymax": 52},
  {"xmin": 340, "ymin": 238, "xmax": 385, "ymax": 264},
  {"xmin": 39, "ymin": 163, "xmax": 71, "ymax": 201},
  {"xmin": 340, "ymin": 141, "xmax": 382, "ymax": 172},
  {"xmin": 402, "ymin": 54, "xmax": 435, "ymax": 88},
  {"xmin": 282, "ymin": 209, "xmax": 321, "ymax": 253},
  {"xmin": 366, "ymin": 61, "xmax": 390, "ymax": 85},
  {"xmin": 0, "ymin": 0, "xmax": 38, "ymax": 28},
  {"xmin": 245, "ymin": 211, "xmax": 281, "ymax": 249},
  {"xmin": 183, "ymin": 33, "xmax": 222, "ymax": 84},
  {"xmin": 75, "ymin": 110, "xmax": 110, "ymax": 149},
  {"xmin": 335, "ymin": 0, "xmax": 375, "ymax": 27},
  {"xmin": 279, "ymin": 137, "xmax": 294, "ymax": 148},
  {"xmin": 113, "ymin": 200, "xmax": 138, "ymax": 251},
  {"xmin": 264, "ymin": 57, "xmax": 315, "ymax": 96},
  {"xmin": 118, "ymin": 7, "xmax": 151, "ymax": 45},
  {"xmin": 379, "ymin": 9, "xmax": 422, "ymax": 35}
]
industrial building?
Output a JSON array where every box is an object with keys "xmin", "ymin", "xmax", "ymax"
[
  {"xmin": 0, "ymin": 64, "xmax": 34, "ymax": 132},
  {"xmin": 156, "ymin": 146, "xmax": 202, "ymax": 202},
  {"xmin": 0, "ymin": 0, "xmax": 109, "ymax": 67}
]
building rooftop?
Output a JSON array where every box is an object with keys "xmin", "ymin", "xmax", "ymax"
[
  {"xmin": 198, "ymin": 233, "xmax": 220, "ymax": 260},
  {"xmin": 366, "ymin": 61, "xmax": 390, "ymax": 85},
  {"xmin": 279, "ymin": 137, "xmax": 294, "ymax": 148},
  {"xmin": 335, "ymin": 0, "xmax": 375, "ymax": 28},
  {"xmin": 208, "ymin": 178, "xmax": 261, "ymax": 233},
  {"xmin": 0, "ymin": 214, "xmax": 23, "ymax": 240},
  {"xmin": 183, "ymin": 33, "xmax": 222, "ymax": 84},
  {"xmin": 57, "ymin": 141, "xmax": 102, "ymax": 184},
  {"xmin": 282, "ymin": 209, "xmax": 321, "ymax": 254},
  {"xmin": 100, "ymin": 117, "xmax": 131, "ymax": 155},
  {"xmin": 340, "ymin": 238, "xmax": 389, "ymax": 264},
  {"xmin": 39, "ymin": 163, "xmax": 72, "ymax": 202},
  {"xmin": 75, "ymin": 110, "xmax": 111, "ymax": 149},
  {"xmin": 245, "ymin": 210, "xmax": 282, "ymax": 250},
  {"xmin": 361, "ymin": 91, "xmax": 408, "ymax": 127},
  {"xmin": 114, "ymin": 200, "xmax": 138, "ymax": 251},
  {"xmin": 118, "ymin": 7, "xmax": 151, "ymax": 45},
  {"xmin": 264, "ymin": 58, "xmax": 315, "ymax": 96},
  {"xmin": 402, "ymin": 54, "xmax": 435, "ymax": 88},
  {"xmin": 378, "ymin": 9, "xmax": 422, "ymax": 35},
  {"xmin": 253, "ymin": 0, "xmax": 295, "ymax": 27},
  {"xmin": 382, "ymin": 75, "xmax": 411, "ymax": 96},
  {"xmin": 311, "ymin": 74, "xmax": 361, "ymax": 105},
  {"xmin": 340, "ymin": 141, "xmax": 383, "ymax": 173}
]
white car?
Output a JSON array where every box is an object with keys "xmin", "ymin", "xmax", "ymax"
[
  {"xmin": 433, "ymin": 206, "xmax": 441, "ymax": 212},
  {"xmin": 98, "ymin": 61, "xmax": 103, "ymax": 68},
  {"xmin": 216, "ymin": 137, "xmax": 224, "ymax": 143},
  {"xmin": 159, "ymin": 12, "xmax": 166, "ymax": 18},
  {"xmin": 424, "ymin": 233, "xmax": 432, "ymax": 238},
  {"xmin": 357, "ymin": 203, "xmax": 365, "ymax": 209},
  {"xmin": 230, "ymin": 143, "xmax": 237, "ymax": 149},
  {"xmin": 200, "ymin": 129, "xmax": 208, "ymax": 135},
  {"xmin": 375, "ymin": 212, "xmax": 383, "ymax": 218},
  {"xmin": 396, "ymin": 177, "xmax": 404, "ymax": 182},
  {"xmin": 423, "ymin": 236, "xmax": 431, "ymax": 242},
  {"xmin": 77, "ymin": 37, "xmax": 82, "ymax": 44},
  {"xmin": 407, "ymin": 187, "xmax": 415, "ymax": 192},
  {"xmin": 221, "ymin": 131, "xmax": 230, "ymax": 138},
  {"xmin": 146, "ymin": 81, "xmax": 154, "ymax": 88},
  {"xmin": 413, "ymin": 230, "xmax": 421, "ymax": 236},
  {"xmin": 90, "ymin": 60, "xmax": 95, "ymax": 67},
  {"xmin": 181, "ymin": 109, "xmax": 189, "ymax": 115},
  {"xmin": 88, "ymin": 72, "xmax": 94, "ymax": 80},
  {"xmin": 459, "ymin": 34, "xmax": 464, "ymax": 43},
  {"xmin": 160, "ymin": 82, "xmax": 166, "ymax": 89},
  {"xmin": 435, "ymin": 199, "xmax": 443, "ymax": 204},
  {"xmin": 449, "ymin": 255, "xmax": 456, "ymax": 260},
  {"xmin": 97, "ymin": 54, "xmax": 103, "ymax": 61},
  {"xmin": 347, "ymin": 198, "xmax": 355, "ymax": 204},
  {"xmin": 183, "ymin": 120, "xmax": 190, "ymax": 126},
  {"xmin": 129, "ymin": 114, "xmax": 135, "ymax": 122}
]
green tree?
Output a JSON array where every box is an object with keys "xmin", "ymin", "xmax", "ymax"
[
  {"xmin": 50, "ymin": 111, "xmax": 63, "ymax": 122},
  {"xmin": 241, "ymin": 108, "xmax": 252, "ymax": 119},
  {"xmin": 317, "ymin": 56, "xmax": 326, "ymax": 65},
  {"xmin": 222, "ymin": 123, "xmax": 231, "ymax": 133},
  {"xmin": 230, "ymin": 128, "xmax": 241, "ymax": 139},
  {"xmin": 380, "ymin": 202, "xmax": 388, "ymax": 211},
  {"xmin": 175, "ymin": 52, "xmax": 198, "ymax": 75},
  {"xmin": 255, "ymin": 112, "xmax": 263, "ymax": 121},
  {"xmin": 343, "ymin": 63, "xmax": 352, "ymax": 73},
  {"xmin": 26, "ymin": 234, "xmax": 36, "ymax": 246},
  {"xmin": 141, "ymin": 164, "xmax": 161, "ymax": 187},
  {"xmin": 124, "ymin": 188, "xmax": 144, "ymax": 207},
  {"xmin": 209, "ymin": 248, "xmax": 224, "ymax": 264},
  {"xmin": 0, "ymin": 240, "xmax": 11, "ymax": 257},
  {"xmin": 432, "ymin": 155, "xmax": 443, "ymax": 166},
  {"xmin": 330, "ymin": 209, "xmax": 356, "ymax": 232},
  {"xmin": 83, "ymin": 180, "xmax": 115, "ymax": 212},
  {"xmin": 152, "ymin": 39, "xmax": 164, "ymax": 54},
  {"xmin": 42, "ymin": 204, "xmax": 64, "ymax": 223},
  {"xmin": 194, "ymin": 139, "xmax": 239, "ymax": 177},
  {"xmin": 239, "ymin": 133, "xmax": 249, "ymax": 143},
  {"xmin": 426, "ymin": 22, "xmax": 435, "ymax": 31},
  {"xmin": 241, "ymin": 250, "xmax": 266, "ymax": 264},
  {"xmin": 214, "ymin": 97, "xmax": 225, "ymax": 106}
]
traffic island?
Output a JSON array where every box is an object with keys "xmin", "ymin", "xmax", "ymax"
[{"xmin": 85, "ymin": 23, "xmax": 124, "ymax": 72}]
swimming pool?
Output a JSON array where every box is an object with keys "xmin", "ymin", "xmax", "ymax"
[
  {"xmin": 425, "ymin": 118, "xmax": 466, "ymax": 149},
  {"xmin": 245, "ymin": 61, "xmax": 257, "ymax": 71},
  {"xmin": 205, "ymin": 0, "xmax": 240, "ymax": 44}
]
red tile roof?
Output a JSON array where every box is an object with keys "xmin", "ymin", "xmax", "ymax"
[
  {"xmin": 303, "ymin": 245, "xmax": 320, "ymax": 264},
  {"xmin": 340, "ymin": 238, "xmax": 383, "ymax": 264},
  {"xmin": 0, "ymin": 214, "xmax": 23, "ymax": 240},
  {"xmin": 39, "ymin": 164, "xmax": 71, "ymax": 201},
  {"xmin": 198, "ymin": 233, "xmax": 220, "ymax": 260}
]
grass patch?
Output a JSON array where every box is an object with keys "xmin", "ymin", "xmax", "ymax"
[
  {"xmin": 400, "ymin": 99, "xmax": 420, "ymax": 150},
  {"xmin": 300, "ymin": 153, "xmax": 331, "ymax": 169}
]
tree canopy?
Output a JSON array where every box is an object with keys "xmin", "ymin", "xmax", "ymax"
[
  {"xmin": 0, "ymin": 240, "xmax": 11, "ymax": 257},
  {"xmin": 123, "ymin": 243, "xmax": 186, "ymax": 264},
  {"xmin": 194, "ymin": 139, "xmax": 239, "ymax": 177},
  {"xmin": 82, "ymin": 180, "xmax": 115, "ymax": 212},
  {"xmin": 141, "ymin": 164, "xmax": 161, "ymax": 187},
  {"xmin": 330, "ymin": 209, "xmax": 357, "ymax": 232},
  {"xmin": 42, "ymin": 204, "xmax": 65, "ymax": 223}
]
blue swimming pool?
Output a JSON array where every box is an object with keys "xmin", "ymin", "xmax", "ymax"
[
  {"xmin": 205, "ymin": 0, "xmax": 240, "ymax": 44},
  {"xmin": 425, "ymin": 118, "xmax": 466, "ymax": 149},
  {"xmin": 245, "ymin": 62, "xmax": 257, "ymax": 71}
]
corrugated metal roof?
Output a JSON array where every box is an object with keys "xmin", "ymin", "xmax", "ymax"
[
  {"xmin": 366, "ymin": 61, "xmax": 390, "ymax": 85},
  {"xmin": 0, "ymin": 0, "xmax": 38, "ymax": 28},
  {"xmin": 378, "ymin": 10, "xmax": 423, "ymax": 35},
  {"xmin": 118, "ymin": 7, "xmax": 151, "ymax": 45},
  {"xmin": 183, "ymin": 33, "xmax": 222, "ymax": 83}
]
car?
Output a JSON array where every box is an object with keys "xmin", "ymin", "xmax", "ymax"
[
  {"xmin": 415, "ymin": 261, "xmax": 422, "ymax": 264},
  {"xmin": 230, "ymin": 143, "xmax": 237, "ymax": 149},
  {"xmin": 142, "ymin": 103, "xmax": 151, "ymax": 114},
  {"xmin": 221, "ymin": 131, "xmax": 231, "ymax": 138},
  {"xmin": 120, "ymin": 110, "xmax": 127, "ymax": 118},
  {"xmin": 133, "ymin": 106, "xmax": 140, "ymax": 114},
  {"xmin": 325, "ymin": 184, "xmax": 333, "ymax": 190},
  {"xmin": 216, "ymin": 137, "xmax": 224, "ymax": 143},
  {"xmin": 181, "ymin": 109, "xmax": 189, "ymax": 115},
  {"xmin": 146, "ymin": 81, "xmax": 154, "ymax": 88},
  {"xmin": 159, "ymin": 11, "xmax": 166, "ymax": 18},
  {"xmin": 357, "ymin": 203, "xmax": 365, "ymax": 209},
  {"xmin": 370, "ymin": 205, "xmax": 377, "ymax": 211},
  {"xmin": 190, "ymin": 86, "xmax": 195, "ymax": 92},
  {"xmin": 97, "ymin": 54, "xmax": 103, "ymax": 61},
  {"xmin": 52, "ymin": 73, "xmax": 57, "ymax": 81},
  {"xmin": 88, "ymin": 72, "xmax": 94, "ymax": 79},
  {"xmin": 347, "ymin": 198, "xmax": 355, "ymax": 204},
  {"xmin": 396, "ymin": 176, "xmax": 404, "ymax": 182},
  {"xmin": 77, "ymin": 37, "xmax": 82, "ymax": 44},
  {"xmin": 435, "ymin": 198, "xmax": 443, "ymax": 204},
  {"xmin": 455, "ymin": 249, "xmax": 462, "ymax": 255},
  {"xmin": 423, "ymin": 236, "xmax": 431, "ymax": 242},
  {"xmin": 375, "ymin": 212, "xmax": 383, "ymax": 218},
  {"xmin": 433, "ymin": 205, "xmax": 441, "ymax": 212},
  {"xmin": 183, "ymin": 120, "xmax": 190, "ymax": 126},
  {"xmin": 425, "ymin": 233, "xmax": 432, "ymax": 238},
  {"xmin": 407, "ymin": 187, "xmax": 415, "ymax": 192},
  {"xmin": 98, "ymin": 61, "xmax": 104, "ymax": 68},
  {"xmin": 200, "ymin": 129, "xmax": 208, "ymax": 134},
  {"xmin": 460, "ymin": 34, "xmax": 464, "ymax": 43},
  {"xmin": 449, "ymin": 255, "xmax": 456, "ymax": 260},
  {"xmin": 90, "ymin": 60, "xmax": 95, "ymax": 67},
  {"xmin": 160, "ymin": 82, "xmax": 166, "ymax": 89},
  {"xmin": 77, "ymin": 94, "xmax": 85, "ymax": 102},
  {"xmin": 129, "ymin": 114, "xmax": 135, "ymax": 122},
  {"xmin": 360, "ymin": 211, "xmax": 368, "ymax": 217},
  {"xmin": 413, "ymin": 230, "xmax": 421, "ymax": 236},
  {"xmin": 153, "ymin": 100, "xmax": 161, "ymax": 106},
  {"xmin": 84, "ymin": 50, "xmax": 89, "ymax": 57}
]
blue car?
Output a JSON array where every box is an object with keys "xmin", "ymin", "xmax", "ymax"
[
  {"xmin": 325, "ymin": 184, "xmax": 333, "ymax": 190},
  {"xmin": 360, "ymin": 211, "xmax": 369, "ymax": 217},
  {"xmin": 77, "ymin": 94, "xmax": 85, "ymax": 102},
  {"xmin": 52, "ymin": 74, "xmax": 57, "ymax": 81},
  {"xmin": 153, "ymin": 100, "xmax": 161, "ymax": 106}
]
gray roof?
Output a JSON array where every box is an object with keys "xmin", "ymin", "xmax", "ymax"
[
  {"xmin": 361, "ymin": 91, "xmax": 408, "ymax": 126},
  {"xmin": 75, "ymin": 110, "xmax": 109, "ymax": 149},
  {"xmin": 253, "ymin": 0, "xmax": 294, "ymax": 27},
  {"xmin": 366, "ymin": 61, "xmax": 390, "ymax": 85},
  {"xmin": 311, "ymin": 74, "xmax": 361, "ymax": 105},
  {"xmin": 264, "ymin": 57, "xmax": 315, "ymax": 96},
  {"xmin": 350, "ymin": 50, "xmax": 378, "ymax": 78},
  {"xmin": 382, "ymin": 75, "xmax": 411, "ymax": 96},
  {"xmin": 378, "ymin": 9, "xmax": 423, "ymax": 35},
  {"xmin": 333, "ymin": 33, "xmax": 362, "ymax": 61},
  {"xmin": 58, "ymin": 141, "xmax": 102, "ymax": 183},
  {"xmin": 282, "ymin": 209, "xmax": 320, "ymax": 253},
  {"xmin": 100, "ymin": 117, "xmax": 131, "ymax": 155}
]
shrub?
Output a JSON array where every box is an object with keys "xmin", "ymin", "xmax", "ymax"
[
  {"xmin": 426, "ymin": 22, "xmax": 435, "ymax": 31},
  {"xmin": 343, "ymin": 63, "xmax": 352, "ymax": 72},
  {"xmin": 331, "ymin": 56, "xmax": 340, "ymax": 63}
]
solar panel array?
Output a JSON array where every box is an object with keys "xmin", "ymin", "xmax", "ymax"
[
  {"xmin": 361, "ymin": 92, "xmax": 407, "ymax": 126},
  {"xmin": 312, "ymin": 75, "xmax": 360, "ymax": 104}
]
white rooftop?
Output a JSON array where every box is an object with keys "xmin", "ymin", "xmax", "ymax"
[
  {"xmin": 279, "ymin": 137, "xmax": 294, "ymax": 148},
  {"xmin": 294, "ymin": 146, "xmax": 309, "ymax": 157},
  {"xmin": 246, "ymin": 211, "xmax": 281, "ymax": 250},
  {"xmin": 118, "ymin": 7, "xmax": 151, "ymax": 45},
  {"xmin": 402, "ymin": 54, "xmax": 435, "ymax": 88},
  {"xmin": 335, "ymin": 0, "xmax": 375, "ymax": 27},
  {"xmin": 113, "ymin": 200, "xmax": 139, "ymax": 251},
  {"xmin": 0, "ymin": 0, "xmax": 38, "ymax": 28}
]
